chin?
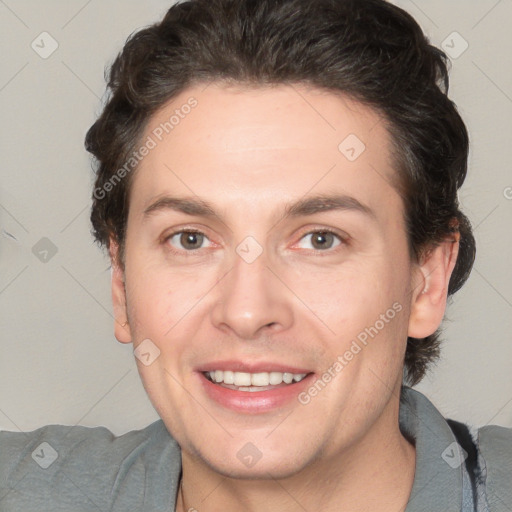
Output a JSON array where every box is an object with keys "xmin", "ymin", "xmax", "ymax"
[{"xmin": 200, "ymin": 451, "xmax": 313, "ymax": 481}]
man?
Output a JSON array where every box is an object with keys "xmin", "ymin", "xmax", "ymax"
[{"xmin": 1, "ymin": 0, "xmax": 510, "ymax": 510}]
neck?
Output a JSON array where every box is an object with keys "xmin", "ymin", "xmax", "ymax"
[{"xmin": 175, "ymin": 401, "xmax": 416, "ymax": 512}]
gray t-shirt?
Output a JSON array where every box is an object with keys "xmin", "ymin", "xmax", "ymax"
[{"xmin": 0, "ymin": 387, "xmax": 509, "ymax": 511}]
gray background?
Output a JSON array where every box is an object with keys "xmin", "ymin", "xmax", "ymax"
[{"xmin": 0, "ymin": 0, "xmax": 511, "ymax": 436}]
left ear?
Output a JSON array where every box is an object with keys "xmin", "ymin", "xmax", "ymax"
[
  {"xmin": 110, "ymin": 238, "xmax": 133, "ymax": 344},
  {"xmin": 408, "ymin": 232, "xmax": 460, "ymax": 339}
]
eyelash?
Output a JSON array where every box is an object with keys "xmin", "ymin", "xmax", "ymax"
[{"xmin": 162, "ymin": 227, "xmax": 348, "ymax": 256}]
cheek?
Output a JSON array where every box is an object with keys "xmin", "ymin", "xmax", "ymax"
[
  {"xmin": 291, "ymin": 256, "xmax": 410, "ymax": 368},
  {"xmin": 124, "ymin": 258, "xmax": 217, "ymax": 340},
  {"xmin": 288, "ymin": 258, "xmax": 402, "ymax": 323}
]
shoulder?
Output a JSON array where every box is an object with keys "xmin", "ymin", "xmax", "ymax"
[
  {"xmin": 400, "ymin": 387, "xmax": 511, "ymax": 511},
  {"xmin": 477, "ymin": 424, "xmax": 512, "ymax": 509},
  {"xmin": 0, "ymin": 420, "xmax": 181, "ymax": 511}
]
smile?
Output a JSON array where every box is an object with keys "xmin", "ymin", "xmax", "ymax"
[
  {"xmin": 204, "ymin": 370, "xmax": 308, "ymax": 391},
  {"xmin": 198, "ymin": 367, "xmax": 314, "ymax": 413}
]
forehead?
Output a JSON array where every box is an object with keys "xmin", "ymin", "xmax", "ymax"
[{"xmin": 130, "ymin": 82, "xmax": 399, "ymax": 220}]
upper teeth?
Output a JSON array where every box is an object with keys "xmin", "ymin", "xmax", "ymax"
[{"xmin": 207, "ymin": 370, "xmax": 307, "ymax": 386}]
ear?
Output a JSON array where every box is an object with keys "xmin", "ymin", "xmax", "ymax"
[
  {"xmin": 110, "ymin": 238, "xmax": 133, "ymax": 344},
  {"xmin": 408, "ymin": 233, "xmax": 460, "ymax": 339}
]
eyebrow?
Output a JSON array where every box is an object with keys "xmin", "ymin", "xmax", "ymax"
[
  {"xmin": 284, "ymin": 194, "xmax": 375, "ymax": 219},
  {"xmin": 142, "ymin": 193, "xmax": 375, "ymax": 221},
  {"xmin": 143, "ymin": 196, "xmax": 216, "ymax": 219}
]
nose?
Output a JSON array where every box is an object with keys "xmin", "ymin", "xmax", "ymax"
[{"xmin": 210, "ymin": 244, "xmax": 294, "ymax": 340}]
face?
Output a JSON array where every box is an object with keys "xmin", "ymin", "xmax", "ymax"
[{"xmin": 113, "ymin": 83, "xmax": 427, "ymax": 479}]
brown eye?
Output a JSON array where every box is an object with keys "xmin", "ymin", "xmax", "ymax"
[
  {"xmin": 297, "ymin": 231, "xmax": 342, "ymax": 251},
  {"xmin": 168, "ymin": 231, "xmax": 209, "ymax": 251}
]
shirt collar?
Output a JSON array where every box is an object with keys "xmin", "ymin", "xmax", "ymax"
[{"xmin": 400, "ymin": 386, "xmax": 464, "ymax": 511}]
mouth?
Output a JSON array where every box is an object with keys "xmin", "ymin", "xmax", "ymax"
[
  {"xmin": 197, "ymin": 364, "xmax": 314, "ymax": 413},
  {"xmin": 203, "ymin": 370, "xmax": 309, "ymax": 392}
]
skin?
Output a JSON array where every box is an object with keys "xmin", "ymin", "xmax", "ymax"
[{"xmin": 110, "ymin": 83, "xmax": 459, "ymax": 511}]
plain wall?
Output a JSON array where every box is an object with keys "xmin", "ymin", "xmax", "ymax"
[{"xmin": 0, "ymin": 0, "xmax": 511, "ymax": 436}]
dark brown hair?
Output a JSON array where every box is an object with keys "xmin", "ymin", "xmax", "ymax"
[{"xmin": 85, "ymin": 0, "xmax": 475, "ymax": 385}]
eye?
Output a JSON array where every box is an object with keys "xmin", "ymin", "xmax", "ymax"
[
  {"xmin": 297, "ymin": 231, "xmax": 342, "ymax": 251},
  {"xmin": 167, "ymin": 230, "xmax": 211, "ymax": 251}
]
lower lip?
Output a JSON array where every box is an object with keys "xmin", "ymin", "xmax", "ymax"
[{"xmin": 198, "ymin": 372, "xmax": 314, "ymax": 414}]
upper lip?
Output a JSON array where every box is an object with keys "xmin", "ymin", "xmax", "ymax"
[{"xmin": 196, "ymin": 360, "xmax": 313, "ymax": 374}]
